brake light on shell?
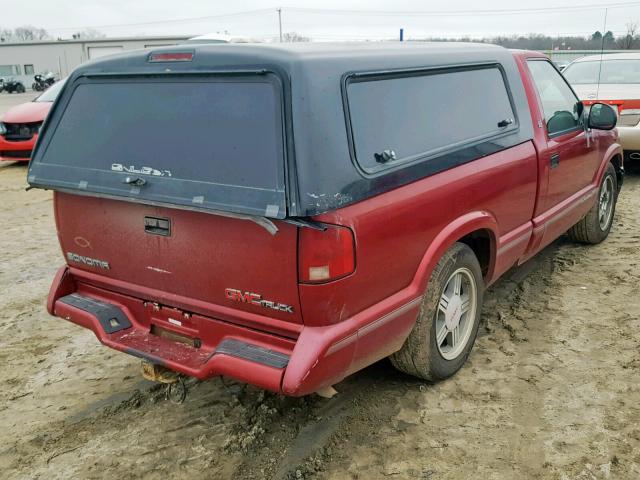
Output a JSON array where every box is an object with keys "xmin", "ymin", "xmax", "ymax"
[
  {"xmin": 298, "ymin": 224, "xmax": 355, "ymax": 283},
  {"xmin": 148, "ymin": 52, "xmax": 194, "ymax": 62}
]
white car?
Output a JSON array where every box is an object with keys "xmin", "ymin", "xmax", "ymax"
[
  {"xmin": 183, "ymin": 33, "xmax": 253, "ymax": 44},
  {"xmin": 563, "ymin": 53, "xmax": 640, "ymax": 162}
]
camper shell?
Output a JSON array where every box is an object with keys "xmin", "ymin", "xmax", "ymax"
[{"xmin": 28, "ymin": 42, "xmax": 534, "ymax": 219}]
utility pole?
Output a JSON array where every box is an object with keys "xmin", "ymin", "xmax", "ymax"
[{"xmin": 277, "ymin": 8, "xmax": 283, "ymax": 43}]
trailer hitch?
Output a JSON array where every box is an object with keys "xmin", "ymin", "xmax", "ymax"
[{"xmin": 140, "ymin": 362, "xmax": 187, "ymax": 404}]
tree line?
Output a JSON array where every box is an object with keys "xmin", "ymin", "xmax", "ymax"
[
  {"xmin": 425, "ymin": 24, "xmax": 638, "ymax": 50},
  {"xmin": 0, "ymin": 26, "xmax": 105, "ymax": 42}
]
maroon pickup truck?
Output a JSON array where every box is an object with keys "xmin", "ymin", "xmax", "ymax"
[{"xmin": 28, "ymin": 44, "xmax": 622, "ymax": 397}]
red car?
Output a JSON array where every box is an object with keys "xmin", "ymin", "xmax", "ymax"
[
  {"xmin": 28, "ymin": 45, "xmax": 621, "ymax": 397},
  {"xmin": 0, "ymin": 80, "xmax": 64, "ymax": 162}
]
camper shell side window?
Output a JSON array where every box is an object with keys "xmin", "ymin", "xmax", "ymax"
[{"xmin": 343, "ymin": 64, "xmax": 519, "ymax": 177}]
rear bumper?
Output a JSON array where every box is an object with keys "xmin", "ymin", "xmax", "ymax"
[
  {"xmin": 48, "ymin": 266, "xmax": 422, "ymax": 396},
  {"xmin": 0, "ymin": 135, "xmax": 35, "ymax": 161}
]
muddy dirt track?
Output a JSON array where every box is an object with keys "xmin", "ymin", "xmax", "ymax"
[{"xmin": 1, "ymin": 158, "xmax": 640, "ymax": 479}]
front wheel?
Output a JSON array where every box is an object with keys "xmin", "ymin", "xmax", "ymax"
[
  {"xmin": 567, "ymin": 163, "xmax": 618, "ymax": 244},
  {"xmin": 390, "ymin": 242, "xmax": 484, "ymax": 381},
  {"xmin": 16, "ymin": 84, "xmax": 25, "ymax": 93}
]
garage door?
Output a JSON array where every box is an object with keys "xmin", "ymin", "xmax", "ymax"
[{"xmin": 88, "ymin": 46, "xmax": 124, "ymax": 60}]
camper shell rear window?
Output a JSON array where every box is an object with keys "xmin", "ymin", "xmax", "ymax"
[{"xmin": 28, "ymin": 74, "xmax": 287, "ymax": 219}]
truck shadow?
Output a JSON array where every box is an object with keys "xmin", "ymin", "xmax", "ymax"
[{"xmin": 0, "ymin": 160, "xmax": 29, "ymax": 171}]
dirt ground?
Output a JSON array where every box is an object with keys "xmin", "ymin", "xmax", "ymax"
[{"xmin": 1, "ymin": 98, "xmax": 639, "ymax": 478}]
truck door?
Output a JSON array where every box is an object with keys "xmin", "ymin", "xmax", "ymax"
[{"xmin": 526, "ymin": 59, "xmax": 599, "ymax": 212}]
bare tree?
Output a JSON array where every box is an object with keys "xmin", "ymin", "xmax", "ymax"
[
  {"xmin": 618, "ymin": 22, "xmax": 639, "ymax": 49},
  {"xmin": 282, "ymin": 31, "xmax": 311, "ymax": 42},
  {"xmin": 418, "ymin": 32, "xmax": 626, "ymax": 51},
  {"xmin": 0, "ymin": 28, "xmax": 13, "ymax": 42},
  {"xmin": 71, "ymin": 28, "xmax": 106, "ymax": 40},
  {"xmin": 13, "ymin": 25, "xmax": 50, "ymax": 41}
]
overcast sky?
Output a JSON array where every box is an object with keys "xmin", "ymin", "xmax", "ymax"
[{"xmin": 2, "ymin": 0, "xmax": 640, "ymax": 41}]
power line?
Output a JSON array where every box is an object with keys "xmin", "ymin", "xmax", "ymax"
[
  {"xmin": 284, "ymin": 2, "xmax": 640, "ymax": 17},
  {"xmin": 22, "ymin": 3, "xmax": 640, "ymax": 37},
  {"xmin": 272, "ymin": 30, "xmax": 630, "ymax": 40},
  {"xmin": 45, "ymin": 8, "xmax": 274, "ymax": 33}
]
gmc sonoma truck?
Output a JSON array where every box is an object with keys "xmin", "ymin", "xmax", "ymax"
[{"xmin": 27, "ymin": 43, "xmax": 622, "ymax": 397}]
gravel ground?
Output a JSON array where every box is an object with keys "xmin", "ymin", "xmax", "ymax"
[{"xmin": 1, "ymin": 92, "xmax": 639, "ymax": 479}]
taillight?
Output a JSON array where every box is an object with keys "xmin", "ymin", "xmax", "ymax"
[
  {"xmin": 298, "ymin": 224, "xmax": 355, "ymax": 284},
  {"xmin": 619, "ymin": 108, "xmax": 640, "ymax": 127}
]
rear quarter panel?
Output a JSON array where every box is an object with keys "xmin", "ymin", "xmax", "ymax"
[{"xmin": 300, "ymin": 141, "xmax": 539, "ymax": 327}]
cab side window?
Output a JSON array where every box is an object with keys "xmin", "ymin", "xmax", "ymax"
[{"xmin": 527, "ymin": 60, "xmax": 581, "ymax": 136}]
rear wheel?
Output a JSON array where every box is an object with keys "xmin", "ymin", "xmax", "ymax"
[
  {"xmin": 567, "ymin": 163, "xmax": 617, "ymax": 244},
  {"xmin": 390, "ymin": 242, "xmax": 484, "ymax": 381}
]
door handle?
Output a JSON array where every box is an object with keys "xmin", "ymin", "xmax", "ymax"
[
  {"xmin": 123, "ymin": 176, "xmax": 147, "ymax": 186},
  {"xmin": 550, "ymin": 153, "xmax": 560, "ymax": 168}
]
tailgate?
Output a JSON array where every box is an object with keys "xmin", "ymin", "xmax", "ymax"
[{"xmin": 55, "ymin": 192, "xmax": 302, "ymax": 324}]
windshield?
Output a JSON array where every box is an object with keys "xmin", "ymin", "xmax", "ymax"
[
  {"xmin": 28, "ymin": 75, "xmax": 287, "ymax": 218},
  {"xmin": 35, "ymin": 79, "xmax": 66, "ymax": 102},
  {"xmin": 563, "ymin": 59, "xmax": 640, "ymax": 84}
]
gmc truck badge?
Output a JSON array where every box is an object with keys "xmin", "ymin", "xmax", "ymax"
[{"xmin": 224, "ymin": 288, "xmax": 294, "ymax": 313}]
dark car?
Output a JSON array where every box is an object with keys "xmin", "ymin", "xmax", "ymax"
[
  {"xmin": 1, "ymin": 77, "xmax": 26, "ymax": 93},
  {"xmin": 28, "ymin": 43, "xmax": 622, "ymax": 397}
]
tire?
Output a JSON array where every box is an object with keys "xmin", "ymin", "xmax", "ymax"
[
  {"xmin": 390, "ymin": 242, "xmax": 484, "ymax": 381},
  {"xmin": 567, "ymin": 163, "xmax": 618, "ymax": 244},
  {"xmin": 17, "ymin": 84, "xmax": 25, "ymax": 93}
]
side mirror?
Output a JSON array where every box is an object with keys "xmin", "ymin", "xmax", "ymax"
[{"xmin": 588, "ymin": 103, "xmax": 617, "ymax": 130}]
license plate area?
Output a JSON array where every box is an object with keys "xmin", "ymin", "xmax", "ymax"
[
  {"xmin": 150, "ymin": 324, "xmax": 201, "ymax": 348},
  {"xmin": 144, "ymin": 302, "xmax": 201, "ymax": 348}
]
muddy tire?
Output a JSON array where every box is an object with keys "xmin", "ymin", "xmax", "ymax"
[
  {"xmin": 567, "ymin": 163, "xmax": 618, "ymax": 244},
  {"xmin": 390, "ymin": 242, "xmax": 484, "ymax": 381}
]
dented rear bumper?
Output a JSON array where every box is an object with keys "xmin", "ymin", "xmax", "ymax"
[{"xmin": 48, "ymin": 265, "xmax": 422, "ymax": 396}]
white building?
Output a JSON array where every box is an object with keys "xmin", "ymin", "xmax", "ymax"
[{"xmin": 0, "ymin": 36, "xmax": 190, "ymax": 87}]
